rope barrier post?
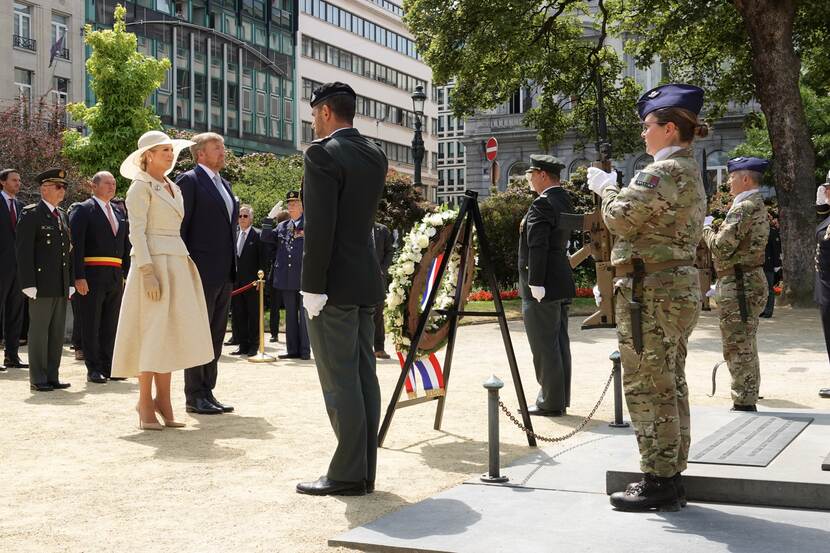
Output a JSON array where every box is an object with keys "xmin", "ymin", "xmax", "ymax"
[
  {"xmin": 248, "ymin": 270, "xmax": 276, "ymax": 363},
  {"xmin": 481, "ymin": 375, "xmax": 509, "ymax": 483},
  {"xmin": 608, "ymin": 351, "xmax": 629, "ymax": 428}
]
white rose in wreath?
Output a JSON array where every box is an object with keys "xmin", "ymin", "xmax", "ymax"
[
  {"xmin": 402, "ymin": 261, "xmax": 416, "ymax": 275},
  {"xmin": 417, "ymin": 235, "xmax": 430, "ymax": 248},
  {"xmin": 426, "ymin": 226, "xmax": 437, "ymax": 237},
  {"xmin": 429, "ymin": 213, "xmax": 444, "ymax": 226}
]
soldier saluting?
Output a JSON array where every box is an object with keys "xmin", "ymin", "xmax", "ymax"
[
  {"xmin": 587, "ymin": 84, "xmax": 708, "ymax": 512},
  {"xmin": 16, "ymin": 169, "xmax": 75, "ymax": 392},
  {"xmin": 703, "ymin": 157, "xmax": 770, "ymax": 412}
]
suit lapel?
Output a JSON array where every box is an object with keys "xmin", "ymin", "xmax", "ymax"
[
  {"xmin": 195, "ymin": 166, "xmax": 231, "ymax": 223},
  {"xmin": 819, "ymin": 216, "xmax": 830, "ymax": 235},
  {"xmin": 145, "ymin": 176, "xmax": 184, "ymax": 218}
]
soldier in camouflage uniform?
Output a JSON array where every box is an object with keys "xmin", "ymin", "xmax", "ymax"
[
  {"xmin": 703, "ymin": 157, "xmax": 770, "ymax": 411},
  {"xmin": 588, "ymin": 83, "xmax": 707, "ymax": 512}
]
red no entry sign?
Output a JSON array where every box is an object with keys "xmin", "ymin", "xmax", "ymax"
[{"xmin": 485, "ymin": 137, "xmax": 498, "ymax": 161}]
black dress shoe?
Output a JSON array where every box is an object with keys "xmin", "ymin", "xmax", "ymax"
[
  {"xmin": 246, "ymin": 348, "xmax": 260, "ymax": 357},
  {"xmin": 278, "ymin": 353, "xmax": 301, "ymax": 359},
  {"xmin": 731, "ymin": 404, "xmax": 757, "ymax": 412},
  {"xmin": 87, "ymin": 372, "xmax": 107, "ymax": 384},
  {"xmin": 300, "ymin": 354, "xmax": 311, "ymax": 360},
  {"xmin": 819, "ymin": 388, "xmax": 830, "ymax": 399},
  {"xmin": 269, "ymin": 335, "xmax": 278, "ymax": 343},
  {"xmin": 49, "ymin": 381, "xmax": 71, "ymax": 389},
  {"xmin": 4, "ymin": 357, "xmax": 29, "ymax": 369},
  {"xmin": 30, "ymin": 383, "xmax": 54, "ymax": 392},
  {"xmin": 521, "ymin": 405, "xmax": 566, "ymax": 417},
  {"xmin": 108, "ymin": 377, "xmax": 127, "ymax": 381},
  {"xmin": 224, "ymin": 339, "xmax": 239, "ymax": 346},
  {"xmin": 366, "ymin": 480, "xmax": 375, "ymax": 494},
  {"xmin": 208, "ymin": 395, "xmax": 234, "ymax": 413},
  {"xmin": 296, "ymin": 476, "xmax": 367, "ymax": 496},
  {"xmin": 229, "ymin": 347, "xmax": 247, "ymax": 356},
  {"xmin": 185, "ymin": 397, "xmax": 223, "ymax": 414}
]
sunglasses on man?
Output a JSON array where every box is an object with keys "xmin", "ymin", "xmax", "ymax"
[{"xmin": 239, "ymin": 214, "xmax": 250, "ymax": 219}]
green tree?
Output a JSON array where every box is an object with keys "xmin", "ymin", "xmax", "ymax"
[
  {"xmin": 613, "ymin": 0, "xmax": 830, "ymax": 305},
  {"xmin": 376, "ymin": 170, "xmax": 430, "ymax": 236},
  {"xmin": 63, "ymin": 4, "xmax": 170, "ymax": 192}
]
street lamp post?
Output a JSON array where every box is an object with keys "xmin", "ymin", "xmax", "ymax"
[{"xmin": 411, "ymin": 85, "xmax": 427, "ymax": 199}]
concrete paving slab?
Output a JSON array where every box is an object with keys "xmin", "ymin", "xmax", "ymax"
[{"xmin": 331, "ymin": 484, "xmax": 830, "ymax": 553}]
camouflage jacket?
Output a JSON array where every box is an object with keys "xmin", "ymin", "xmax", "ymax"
[
  {"xmin": 703, "ymin": 190, "xmax": 768, "ymax": 273},
  {"xmin": 600, "ymin": 148, "xmax": 706, "ymax": 265}
]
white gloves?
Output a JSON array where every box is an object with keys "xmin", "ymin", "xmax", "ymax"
[
  {"xmin": 593, "ymin": 284, "xmax": 602, "ymax": 306},
  {"xmin": 703, "ymin": 215, "xmax": 714, "ymax": 227},
  {"xmin": 774, "ymin": 266, "xmax": 782, "ymax": 273},
  {"xmin": 529, "ymin": 285, "xmax": 545, "ymax": 303},
  {"xmin": 68, "ymin": 286, "xmax": 75, "ymax": 299},
  {"xmin": 706, "ymin": 284, "xmax": 717, "ymax": 298},
  {"xmin": 22, "ymin": 287, "xmax": 37, "ymax": 299},
  {"xmin": 817, "ymin": 185, "xmax": 828, "ymax": 206},
  {"xmin": 587, "ymin": 167, "xmax": 618, "ymax": 195},
  {"xmin": 301, "ymin": 291, "xmax": 328, "ymax": 319},
  {"xmin": 268, "ymin": 201, "xmax": 284, "ymax": 219}
]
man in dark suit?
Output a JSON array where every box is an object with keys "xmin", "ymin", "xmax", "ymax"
[
  {"xmin": 0, "ymin": 169, "xmax": 28, "ymax": 371},
  {"xmin": 263, "ymin": 191, "xmax": 310, "ymax": 360},
  {"xmin": 296, "ymin": 82, "xmax": 388, "ymax": 496},
  {"xmin": 760, "ymin": 220, "xmax": 781, "ymax": 318},
  {"xmin": 16, "ymin": 169, "xmax": 74, "ymax": 391},
  {"xmin": 69, "ymin": 171, "xmax": 131, "ymax": 383},
  {"xmin": 178, "ymin": 132, "xmax": 238, "ymax": 415},
  {"xmin": 230, "ymin": 204, "xmax": 263, "ymax": 356},
  {"xmin": 518, "ymin": 155, "xmax": 576, "ymax": 417},
  {"xmin": 372, "ymin": 222, "xmax": 394, "ymax": 359}
]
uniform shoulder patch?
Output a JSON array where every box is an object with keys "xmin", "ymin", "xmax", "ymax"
[
  {"xmin": 632, "ymin": 171, "xmax": 661, "ymax": 189},
  {"xmin": 725, "ymin": 209, "xmax": 743, "ymax": 224}
]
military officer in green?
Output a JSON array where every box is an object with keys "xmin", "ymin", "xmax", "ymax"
[
  {"xmin": 518, "ymin": 154, "xmax": 576, "ymax": 416},
  {"xmin": 588, "ymin": 84, "xmax": 708, "ymax": 511},
  {"xmin": 703, "ymin": 157, "xmax": 770, "ymax": 411},
  {"xmin": 16, "ymin": 169, "xmax": 75, "ymax": 391}
]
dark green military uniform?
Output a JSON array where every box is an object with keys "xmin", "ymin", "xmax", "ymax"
[{"xmin": 16, "ymin": 170, "xmax": 73, "ymax": 388}]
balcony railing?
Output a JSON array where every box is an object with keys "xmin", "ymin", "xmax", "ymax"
[
  {"xmin": 58, "ymin": 48, "xmax": 70, "ymax": 61},
  {"xmin": 13, "ymin": 34, "xmax": 36, "ymax": 51}
]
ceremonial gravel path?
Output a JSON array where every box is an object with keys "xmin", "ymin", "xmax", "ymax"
[{"xmin": 1, "ymin": 307, "xmax": 828, "ymax": 552}]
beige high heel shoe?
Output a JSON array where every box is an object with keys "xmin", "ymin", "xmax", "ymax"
[
  {"xmin": 135, "ymin": 404, "xmax": 163, "ymax": 431},
  {"xmin": 154, "ymin": 403, "xmax": 186, "ymax": 428}
]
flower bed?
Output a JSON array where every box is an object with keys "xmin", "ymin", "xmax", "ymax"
[{"xmin": 467, "ymin": 287, "xmax": 593, "ymax": 301}]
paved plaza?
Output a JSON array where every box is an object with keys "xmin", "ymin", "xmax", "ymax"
[{"xmin": 1, "ymin": 307, "xmax": 829, "ymax": 552}]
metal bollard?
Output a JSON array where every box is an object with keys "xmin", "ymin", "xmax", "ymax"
[
  {"xmin": 248, "ymin": 270, "xmax": 276, "ymax": 363},
  {"xmin": 608, "ymin": 351, "xmax": 629, "ymax": 428},
  {"xmin": 481, "ymin": 375, "xmax": 509, "ymax": 483}
]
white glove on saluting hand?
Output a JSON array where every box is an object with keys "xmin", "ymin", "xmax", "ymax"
[
  {"xmin": 586, "ymin": 167, "xmax": 618, "ymax": 196},
  {"xmin": 301, "ymin": 291, "xmax": 328, "ymax": 319},
  {"xmin": 268, "ymin": 201, "xmax": 284, "ymax": 219},
  {"xmin": 703, "ymin": 215, "xmax": 715, "ymax": 227},
  {"xmin": 817, "ymin": 185, "xmax": 828, "ymax": 206}
]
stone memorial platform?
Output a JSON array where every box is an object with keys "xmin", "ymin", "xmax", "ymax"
[{"xmin": 332, "ymin": 407, "xmax": 830, "ymax": 553}]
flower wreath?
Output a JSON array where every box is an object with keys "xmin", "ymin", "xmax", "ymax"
[{"xmin": 385, "ymin": 210, "xmax": 477, "ymax": 359}]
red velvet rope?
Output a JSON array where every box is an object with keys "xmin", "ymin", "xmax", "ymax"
[{"xmin": 230, "ymin": 280, "xmax": 258, "ymax": 297}]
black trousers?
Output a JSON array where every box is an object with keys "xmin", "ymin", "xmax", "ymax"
[
  {"xmin": 231, "ymin": 287, "xmax": 258, "ymax": 351},
  {"xmin": 185, "ymin": 281, "xmax": 231, "ymax": 402},
  {"xmin": 269, "ymin": 286, "xmax": 283, "ymax": 337},
  {"xmin": 373, "ymin": 301, "xmax": 386, "ymax": 352},
  {"xmin": 70, "ymin": 295, "xmax": 83, "ymax": 349},
  {"xmin": 78, "ymin": 281, "xmax": 122, "ymax": 377},
  {"xmin": 282, "ymin": 289, "xmax": 310, "ymax": 356},
  {"xmin": 0, "ymin": 270, "xmax": 24, "ymax": 358},
  {"xmin": 762, "ymin": 269, "xmax": 776, "ymax": 316},
  {"xmin": 821, "ymin": 302, "xmax": 830, "ymax": 366}
]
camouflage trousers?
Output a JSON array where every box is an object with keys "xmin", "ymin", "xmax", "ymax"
[
  {"xmin": 716, "ymin": 268, "xmax": 768, "ymax": 406},
  {"xmin": 615, "ymin": 266, "xmax": 701, "ymax": 477}
]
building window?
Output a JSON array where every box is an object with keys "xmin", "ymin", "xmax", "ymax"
[
  {"xmin": 52, "ymin": 77, "xmax": 69, "ymax": 107},
  {"xmin": 51, "ymin": 13, "xmax": 70, "ymax": 60},
  {"xmin": 302, "ymin": 120, "xmax": 315, "ymax": 143},
  {"xmin": 14, "ymin": 68, "xmax": 33, "ymax": 110},
  {"xmin": 14, "ymin": 3, "xmax": 36, "ymax": 51}
]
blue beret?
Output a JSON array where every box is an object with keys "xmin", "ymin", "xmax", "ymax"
[
  {"xmin": 636, "ymin": 83, "xmax": 704, "ymax": 120},
  {"xmin": 309, "ymin": 81, "xmax": 356, "ymax": 108},
  {"xmin": 726, "ymin": 156, "xmax": 769, "ymax": 174}
]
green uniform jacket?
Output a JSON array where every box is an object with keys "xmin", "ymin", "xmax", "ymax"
[
  {"xmin": 702, "ymin": 190, "xmax": 768, "ymax": 272},
  {"xmin": 16, "ymin": 200, "xmax": 73, "ymax": 297}
]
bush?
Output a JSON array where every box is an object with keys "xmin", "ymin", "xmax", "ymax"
[
  {"xmin": 477, "ymin": 180, "xmax": 535, "ymax": 288},
  {"xmin": 376, "ymin": 170, "xmax": 431, "ymax": 238}
]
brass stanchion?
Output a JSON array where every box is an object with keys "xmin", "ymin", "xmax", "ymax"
[{"xmin": 248, "ymin": 270, "xmax": 276, "ymax": 363}]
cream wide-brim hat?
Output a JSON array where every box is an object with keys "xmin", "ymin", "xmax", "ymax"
[{"xmin": 119, "ymin": 130, "xmax": 195, "ymax": 181}]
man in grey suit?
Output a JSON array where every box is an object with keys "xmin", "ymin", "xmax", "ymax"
[{"xmin": 297, "ymin": 82, "xmax": 388, "ymax": 496}]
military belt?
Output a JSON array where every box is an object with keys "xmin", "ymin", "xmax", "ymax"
[{"xmin": 613, "ymin": 259, "xmax": 693, "ymax": 277}]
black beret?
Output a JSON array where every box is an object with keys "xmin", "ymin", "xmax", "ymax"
[
  {"xmin": 36, "ymin": 168, "xmax": 68, "ymax": 186},
  {"xmin": 636, "ymin": 83, "xmax": 704, "ymax": 120},
  {"xmin": 310, "ymin": 82, "xmax": 356, "ymax": 108},
  {"xmin": 526, "ymin": 154, "xmax": 565, "ymax": 174}
]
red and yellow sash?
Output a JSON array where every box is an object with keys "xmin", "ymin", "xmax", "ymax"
[{"xmin": 84, "ymin": 256, "xmax": 122, "ymax": 267}]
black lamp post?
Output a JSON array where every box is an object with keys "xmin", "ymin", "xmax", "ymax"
[{"xmin": 410, "ymin": 85, "xmax": 427, "ymax": 198}]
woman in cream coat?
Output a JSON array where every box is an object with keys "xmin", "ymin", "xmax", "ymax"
[{"xmin": 112, "ymin": 131, "xmax": 213, "ymax": 430}]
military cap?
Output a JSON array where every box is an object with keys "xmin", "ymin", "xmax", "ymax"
[
  {"xmin": 310, "ymin": 81, "xmax": 356, "ymax": 108},
  {"xmin": 525, "ymin": 154, "xmax": 565, "ymax": 174},
  {"xmin": 285, "ymin": 190, "xmax": 301, "ymax": 202},
  {"xmin": 727, "ymin": 156, "xmax": 769, "ymax": 174},
  {"xmin": 636, "ymin": 83, "xmax": 704, "ymax": 120},
  {"xmin": 36, "ymin": 168, "xmax": 68, "ymax": 186}
]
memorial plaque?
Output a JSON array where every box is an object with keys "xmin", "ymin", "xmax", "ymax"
[{"xmin": 689, "ymin": 415, "xmax": 812, "ymax": 467}]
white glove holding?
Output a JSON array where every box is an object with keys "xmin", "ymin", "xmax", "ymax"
[
  {"xmin": 268, "ymin": 201, "xmax": 284, "ymax": 219},
  {"xmin": 301, "ymin": 291, "xmax": 328, "ymax": 319},
  {"xmin": 586, "ymin": 167, "xmax": 618, "ymax": 195},
  {"xmin": 593, "ymin": 284, "xmax": 602, "ymax": 306},
  {"xmin": 774, "ymin": 266, "xmax": 782, "ymax": 273},
  {"xmin": 706, "ymin": 284, "xmax": 717, "ymax": 298},
  {"xmin": 817, "ymin": 185, "xmax": 828, "ymax": 206},
  {"xmin": 529, "ymin": 285, "xmax": 545, "ymax": 303},
  {"xmin": 703, "ymin": 215, "xmax": 715, "ymax": 227},
  {"xmin": 68, "ymin": 286, "xmax": 75, "ymax": 299},
  {"xmin": 22, "ymin": 287, "xmax": 37, "ymax": 300}
]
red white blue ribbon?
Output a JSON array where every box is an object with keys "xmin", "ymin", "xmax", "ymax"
[{"xmin": 420, "ymin": 253, "xmax": 444, "ymax": 311}]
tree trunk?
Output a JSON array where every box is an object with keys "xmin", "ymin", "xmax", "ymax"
[{"xmin": 735, "ymin": 0, "xmax": 816, "ymax": 306}]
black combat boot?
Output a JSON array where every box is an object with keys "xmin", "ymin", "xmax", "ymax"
[
  {"xmin": 731, "ymin": 404, "xmax": 757, "ymax": 412},
  {"xmin": 610, "ymin": 473, "xmax": 681, "ymax": 512},
  {"xmin": 626, "ymin": 472, "xmax": 687, "ymax": 508}
]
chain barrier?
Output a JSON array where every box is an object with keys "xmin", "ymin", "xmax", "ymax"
[{"xmin": 498, "ymin": 368, "xmax": 615, "ymax": 443}]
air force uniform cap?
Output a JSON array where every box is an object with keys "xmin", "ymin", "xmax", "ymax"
[
  {"xmin": 636, "ymin": 83, "xmax": 704, "ymax": 120},
  {"xmin": 36, "ymin": 168, "xmax": 68, "ymax": 186},
  {"xmin": 309, "ymin": 81, "xmax": 356, "ymax": 108},
  {"xmin": 285, "ymin": 190, "xmax": 301, "ymax": 202},
  {"xmin": 727, "ymin": 156, "xmax": 769, "ymax": 174},
  {"xmin": 525, "ymin": 154, "xmax": 565, "ymax": 174}
]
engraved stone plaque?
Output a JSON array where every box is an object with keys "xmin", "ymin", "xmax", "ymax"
[{"xmin": 689, "ymin": 415, "xmax": 812, "ymax": 467}]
